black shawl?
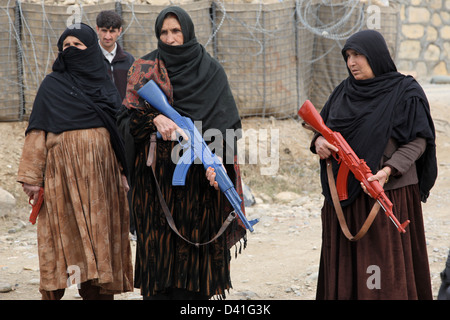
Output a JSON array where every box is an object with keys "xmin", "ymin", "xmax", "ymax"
[
  {"xmin": 319, "ymin": 30, "xmax": 437, "ymax": 206},
  {"xmin": 27, "ymin": 23, "xmax": 128, "ymax": 175},
  {"xmin": 151, "ymin": 6, "xmax": 241, "ymax": 136}
]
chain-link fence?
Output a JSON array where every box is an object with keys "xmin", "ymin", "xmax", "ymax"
[
  {"xmin": 297, "ymin": 0, "xmax": 400, "ymax": 111},
  {"xmin": 0, "ymin": 0, "xmax": 399, "ymax": 122}
]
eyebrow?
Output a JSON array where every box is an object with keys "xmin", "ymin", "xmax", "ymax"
[
  {"xmin": 63, "ymin": 40, "xmax": 84, "ymax": 46},
  {"xmin": 100, "ymin": 27, "xmax": 119, "ymax": 31},
  {"xmin": 161, "ymin": 26, "xmax": 181, "ymax": 32}
]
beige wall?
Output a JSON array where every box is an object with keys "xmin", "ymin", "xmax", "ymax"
[
  {"xmin": 397, "ymin": 0, "xmax": 450, "ymax": 80},
  {"xmin": 35, "ymin": 0, "xmax": 450, "ymax": 81}
]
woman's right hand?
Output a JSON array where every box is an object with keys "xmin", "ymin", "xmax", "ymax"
[
  {"xmin": 22, "ymin": 183, "xmax": 41, "ymax": 203},
  {"xmin": 153, "ymin": 114, "xmax": 189, "ymax": 142},
  {"xmin": 315, "ymin": 136, "xmax": 339, "ymax": 159}
]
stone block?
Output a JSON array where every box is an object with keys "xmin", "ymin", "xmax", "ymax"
[
  {"xmin": 408, "ymin": 7, "xmax": 430, "ymax": 23},
  {"xmin": 402, "ymin": 24, "xmax": 424, "ymax": 39},
  {"xmin": 398, "ymin": 40, "xmax": 421, "ymax": 60}
]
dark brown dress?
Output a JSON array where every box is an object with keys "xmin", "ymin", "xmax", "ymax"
[
  {"xmin": 313, "ymin": 30, "xmax": 437, "ymax": 300},
  {"xmin": 316, "ymin": 184, "xmax": 432, "ymax": 299},
  {"xmin": 17, "ymin": 128, "xmax": 133, "ymax": 295}
]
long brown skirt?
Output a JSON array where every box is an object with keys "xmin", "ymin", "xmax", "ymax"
[
  {"xmin": 316, "ymin": 184, "xmax": 432, "ymax": 300},
  {"xmin": 37, "ymin": 128, "xmax": 133, "ymax": 295}
]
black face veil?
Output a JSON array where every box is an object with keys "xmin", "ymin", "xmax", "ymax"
[{"xmin": 27, "ymin": 23, "xmax": 128, "ymax": 175}]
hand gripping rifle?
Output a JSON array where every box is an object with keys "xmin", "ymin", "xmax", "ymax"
[
  {"xmin": 298, "ymin": 100, "xmax": 410, "ymax": 234},
  {"xmin": 137, "ymin": 80, "xmax": 259, "ymax": 232}
]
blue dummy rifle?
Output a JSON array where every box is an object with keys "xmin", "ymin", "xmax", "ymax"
[{"xmin": 137, "ymin": 80, "xmax": 259, "ymax": 232}]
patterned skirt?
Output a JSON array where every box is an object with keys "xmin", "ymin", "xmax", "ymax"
[{"xmin": 131, "ymin": 140, "xmax": 245, "ymax": 299}]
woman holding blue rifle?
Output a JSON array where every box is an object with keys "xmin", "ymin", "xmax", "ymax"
[{"xmin": 119, "ymin": 6, "xmax": 246, "ymax": 300}]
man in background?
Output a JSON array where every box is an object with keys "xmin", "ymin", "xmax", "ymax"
[{"xmin": 96, "ymin": 10, "xmax": 134, "ymax": 101}]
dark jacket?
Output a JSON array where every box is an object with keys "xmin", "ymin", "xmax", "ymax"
[{"xmin": 103, "ymin": 43, "xmax": 134, "ymax": 101}]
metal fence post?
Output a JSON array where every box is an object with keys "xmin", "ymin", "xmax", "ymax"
[
  {"xmin": 115, "ymin": 0, "xmax": 124, "ymax": 49},
  {"xmin": 14, "ymin": 0, "xmax": 25, "ymax": 121},
  {"xmin": 210, "ymin": 1, "xmax": 218, "ymax": 59}
]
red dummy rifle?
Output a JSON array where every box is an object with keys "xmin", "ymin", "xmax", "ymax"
[
  {"xmin": 28, "ymin": 187, "xmax": 44, "ymax": 225},
  {"xmin": 298, "ymin": 100, "xmax": 410, "ymax": 233}
]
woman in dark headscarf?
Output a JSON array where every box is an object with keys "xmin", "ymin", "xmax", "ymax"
[
  {"xmin": 17, "ymin": 23, "xmax": 133, "ymax": 299},
  {"xmin": 311, "ymin": 30, "xmax": 437, "ymax": 300},
  {"xmin": 119, "ymin": 6, "xmax": 246, "ymax": 300}
]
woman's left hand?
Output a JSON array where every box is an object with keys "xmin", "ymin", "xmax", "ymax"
[
  {"xmin": 121, "ymin": 174, "xmax": 130, "ymax": 192},
  {"xmin": 205, "ymin": 157, "xmax": 226, "ymax": 191},
  {"xmin": 206, "ymin": 167, "xmax": 220, "ymax": 191},
  {"xmin": 361, "ymin": 166, "xmax": 391, "ymax": 195}
]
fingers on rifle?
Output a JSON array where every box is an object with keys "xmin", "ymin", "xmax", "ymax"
[
  {"xmin": 206, "ymin": 167, "xmax": 219, "ymax": 188},
  {"xmin": 176, "ymin": 127, "xmax": 189, "ymax": 141}
]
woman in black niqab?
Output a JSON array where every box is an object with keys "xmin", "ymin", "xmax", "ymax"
[
  {"xmin": 27, "ymin": 23, "xmax": 127, "ymax": 175},
  {"xmin": 312, "ymin": 29, "xmax": 437, "ymax": 300},
  {"xmin": 17, "ymin": 23, "xmax": 133, "ymax": 299}
]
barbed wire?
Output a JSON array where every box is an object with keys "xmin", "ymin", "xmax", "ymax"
[
  {"xmin": 0, "ymin": 0, "xmax": 399, "ymax": 121},
  {"xmin": 296, "ymin": 0, "xmax": 366, "ymax": 40}
]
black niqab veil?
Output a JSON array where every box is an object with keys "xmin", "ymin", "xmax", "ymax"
[
  {"xmin": 26, "ymin": 23, "xmax": 127, "ymax": 175},
  {"xmin": 152, "ymin": 6, "xmax": 241, "ymax": 136},
  {"xmin": 319, "ymin": 30, "xmax": 437, "ymax": 206}
]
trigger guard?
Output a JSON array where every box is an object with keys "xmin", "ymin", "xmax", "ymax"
[
  {"xmin": 178, "ymin": 134, "xmax": 189, "ymax": 147},
  {"xmin": 332, "ymin": 151, "xmax": 340, "ymax": 163}
]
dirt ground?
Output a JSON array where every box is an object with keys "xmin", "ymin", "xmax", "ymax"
[{"xmin": 0, "ymin": 83, "xmax": 449, "ymax": 300}]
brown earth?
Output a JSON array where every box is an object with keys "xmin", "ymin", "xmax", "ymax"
[{"xmin": 0, "ymin": 83, "xmax": 449, "ymax": 300}]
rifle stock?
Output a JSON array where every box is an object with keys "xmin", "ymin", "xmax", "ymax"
[
  {"xmin": 137, "ymin": 80, "xmax": 259, "ymax": 232},
  {"xmin": 298, "ymin": 100, "xmax": 410, "ymax": 233}
]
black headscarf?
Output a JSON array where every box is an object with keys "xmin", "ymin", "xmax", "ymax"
[
  {"xmin": 319, "ymin": 30, "xmax": 437, "ymax": 206},
  {"xmin": 151, "ymin": 6, "xmax": 241, "ymax": 136},
  {"xmin": 27, "ymin": 23, "xmax": 128, "ymax": 175}
]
